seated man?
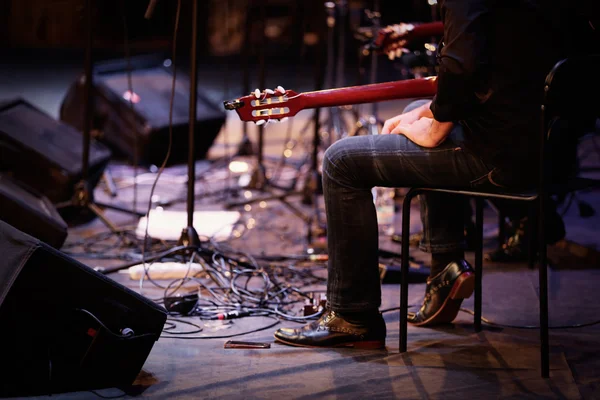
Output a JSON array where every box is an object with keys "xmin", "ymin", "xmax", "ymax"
[{"xmin": 273, "ymin": 1, "xmax": 597, "ymax": 348}]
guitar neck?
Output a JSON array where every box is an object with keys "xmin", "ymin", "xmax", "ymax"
[
  {"xmin": 298, "ymin": 78, "xmax": 437, "ymax": 110},
  {"xmin": 409, "ymin": 21, "xmax": 444, "ymax": 39}
]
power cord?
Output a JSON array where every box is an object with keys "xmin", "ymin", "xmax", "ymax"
[
  {"xmin": 458, "ymin": 308, "xmax": 600, "ymax": 330},
  {"xmin": 160, "ymin": 315, "xmax": 280, "ymax": 339},
  {"xmin": 89, "ymin": 389, "xmax": 127, "ymax": 399},
  {"xmin": 75, "ymin": 308, "xmax": 157, "ymax": 340},
  {"xmin": 141, "ymin": 0, "xmax": 182, "ymax": 284},
  {"xmin": 120, "ymin": 2, "xmax": 139, "ymax": 219},
  {"xmin": 380, "ymin": 306, "xmax": 600, "ymax": 330}
]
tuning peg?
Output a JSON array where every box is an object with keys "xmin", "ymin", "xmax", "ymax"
[
  {"xmin": 388, "ymin": 51, "xmax": 395, "ymax": 60},
  {"xmin": 396, "ymin": 48, "xmax": 402, "ymax": 57},
  {"xmin": 276, "ymin": 85, "xmax": 285, "ymax": 94},
  {"xmin": 254, "ymin": 89, "xmax": 261, "ymax": 98},
  {"xmin": 256, "ymin": 119, "xmax": 266, "ymax": 125},
  {"xmin": 264, "ymin": 88, "xmax": 275, "ymax": 95}
]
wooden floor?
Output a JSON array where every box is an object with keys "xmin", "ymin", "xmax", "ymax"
[{"xmin": 3, "ymin": 52, "xmax": 600, "ymax": 399}]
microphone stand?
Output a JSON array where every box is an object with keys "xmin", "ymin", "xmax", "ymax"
[
  {"xmin": 177, "ymin": 0, "xmax": 202, "ymax": 248},
  {"xmin": 222, "ymin": 1, "xmax": 309, "ymax": 226},
  {"xmin": 56, "ymin": 0, "xmax": 144, "ymax": 235},
  {"xmin": 352, "ymin": 2, "xmax": 384, "ymax": 136},
  {"xmin": 99, "ymin": 0, "xmax": 204, "ymax": 275}
]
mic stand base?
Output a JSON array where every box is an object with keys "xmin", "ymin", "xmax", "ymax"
[
  {"xmin": 56, "ymin": 181, "xmax": 143, "ymax": 239},
  {"xmin": 177, "ymin": 226, "xmax": 202, "ymax": 249},
  {"xmin": 236, "ymin": 135, "xmax": 255, "ymax": 157}
]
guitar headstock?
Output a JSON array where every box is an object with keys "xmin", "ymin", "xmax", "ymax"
[
  {"xmin": 372, "ymin": 22, "xmax": 442, "ymax": 60},
  {"xmin": 373, "ymin": 23, "xmax": 416, "ymax": 60},
  {"xmin": 224, "ymin": 86, "xmax": 300, "ymax": 125}
]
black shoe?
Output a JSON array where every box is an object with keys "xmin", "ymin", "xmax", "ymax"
[
  {"xmin": 408, "ymin": 260, "xmax": 475, "ymax": 326},
  {"xmin": 485, "ymin": 217, "xmax": 529, "ymax": 262},
  {"xmin": 486, "ymin": 212, "xmax": 566, "ymax": 263},
  {"xmin": 273, "ymin": 310, "xmax": 386, "ymax": 349}
]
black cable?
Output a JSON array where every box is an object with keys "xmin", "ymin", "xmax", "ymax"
[
  {"xmin": 75, "ymin": 308, "xmax": 157, "ymax": 340},
  {"xmin": 63, "ymin": 227, "xmax": 170, "ymax": 261},
  {"xmin": 162, "ymin": 318, "xmax": 203, "ymax": 335},
  {"xmin": 459, "ymin": 308, "xmax": 600, "ymax": 330},
  {"xmin": 380, "ymin": 305, "xmax": 418, "ymax": 314},
  {"xmin": 121, "ymin": 2, "xmax": 139, "ymax": 217},
  {"xmin": 141, "ymin": 0, "xmax": 183, "ymax": 288},
  {"xmin": 89, "ymin": 389, "xmax": 127, "ymax": 399},
  {"xmin": 160, "ymin": 315, "xmax": 280, "ymax": 339},
  {"xmin": 380, "ymin": 305, "xmax": 600, "ymax": 329},
  {"xmin": 559, "ymin": 192, "xmax": 576, "ymax": 217}
]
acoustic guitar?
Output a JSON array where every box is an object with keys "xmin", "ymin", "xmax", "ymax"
[{"xmin": 224, "ymin": 77, "xmax": 438, "ymax": 125}]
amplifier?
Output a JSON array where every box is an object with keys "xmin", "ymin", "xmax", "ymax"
[
  {"xmin": 0, "ymin": 98, "xmax": 112, "ymax": 203},
  {"xmin": 0, "ymin": 174, "xmax": 67, "ymax": 248},
  {"xmin": 60, "ymin": 54, "xmax": 226, "ymax": 165}
]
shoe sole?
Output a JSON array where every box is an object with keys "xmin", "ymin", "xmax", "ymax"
[
  {"xmin": 409, "ymin": 271, "xmax": 475, "ymax": 327},
  {"xmin": 273, "ymin": 335, "xmax": 386, "ymax": 350}
]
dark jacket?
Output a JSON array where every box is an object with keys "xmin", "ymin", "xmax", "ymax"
[{"xmin": 430, "ymin": 0, "xmax": 598, "ymax": 186}]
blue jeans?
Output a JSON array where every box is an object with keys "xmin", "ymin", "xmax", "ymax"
[{"xmin": 323, "ymin": 100, "xmax": 499, "ymax": 312}]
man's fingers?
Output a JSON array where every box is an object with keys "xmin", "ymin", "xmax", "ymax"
[
  {"xmin": 381, "ymin": 120, "xmax": 397, "ymax": 134},
  {"xmin": 391, "ymin": 124, "xmax": 409, "ymax": 135}
]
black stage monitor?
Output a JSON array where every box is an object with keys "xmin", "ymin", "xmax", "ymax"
[
  {"xmin": 60, "ymin": 54, "xmax": 226, "ymax": 165},
  {"xmin": 0, "ymin": 220, "xmax": 167, "ymax": 397},
  {"xmin": 0, "ymin": 174, "xmax": 68, "ymax": 249},
  {"xmin": 0, "ymin": 98, "xmax": 112, "ymax": 203}
]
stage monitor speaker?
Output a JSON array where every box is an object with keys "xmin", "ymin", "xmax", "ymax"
[
  {"xmin": 0, "ymin": 174, "xmax": 68, "ymax": 249},
  {"xmin": 60, "ymin": 54, "xmax": 227, "ymax": 165},
  {"xmin": 0, "ymin": 220, "xmax": 167, "ymax": 397},
  {"xmin": 0, "ymin": 98, "xmax": 112, "ymax": 203}
]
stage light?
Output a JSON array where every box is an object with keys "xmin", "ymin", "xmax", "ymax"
[
  {"xmin": 229, "ymin": 160, "xmax": 249, "ymax": 173},
  {"xmin": 424, "ymin": 43, "xmax": 437, "ymax": 52},
  {"xmin": 122, "ymin": 90, "xmax": 141, "ymax": 104}
]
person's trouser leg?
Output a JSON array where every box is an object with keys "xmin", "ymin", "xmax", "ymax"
[{"xmin": 323, "ymin": 125, "xmax": 494, "ymax": 312}]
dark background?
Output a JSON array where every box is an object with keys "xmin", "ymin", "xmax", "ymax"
[{"xmin": 0, "ymin": 0, "xmax": 438, "ymax": 62}]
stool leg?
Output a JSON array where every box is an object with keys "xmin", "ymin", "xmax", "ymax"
[
  {"xmin": 538, "ymin": 197, "xmax": 550, "ymax": 378},
  {"xmin": 528, "ymin": 204, "xmax": 536, "ymax": 269},
  {"xmin": 474, "ymin": 198, "xmax": 483, "ymax": 332},
  {"xmin": 400, "ymin": 189, "xmax": 416, "ymax": 353}
]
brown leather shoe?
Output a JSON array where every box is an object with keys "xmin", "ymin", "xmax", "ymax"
[
  {"xmin": 408, "ymin": 260, "xmax": 475, "ymax": 326},
  {"xmin": 274, "ymin": 310, "xmax": 386, "ymax": 349}
]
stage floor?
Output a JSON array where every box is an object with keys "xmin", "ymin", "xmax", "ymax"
[{"xmin": 2, "ymin": 51, "xmax": 600, "ymax": 399}]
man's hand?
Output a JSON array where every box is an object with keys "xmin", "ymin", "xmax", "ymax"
[
  {"xmin": 393, "ymin": 117, "xmax": 454, "ymax": 148},
  {"xmin": 381, "ymin": 101, "xmax": 433, "ymax": 134}
]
